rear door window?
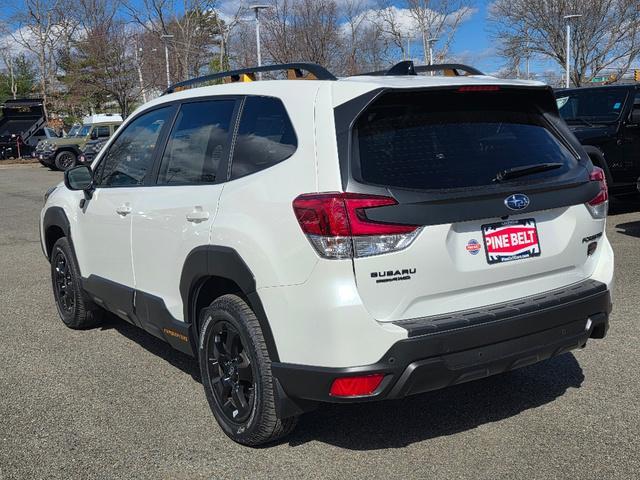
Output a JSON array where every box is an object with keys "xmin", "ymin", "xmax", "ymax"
[
  {"xmin": 353, "ymin": 89, "xmax": 578, "ymax": 190},
  {"xmin": 556, "ymin": 88, "xmax": 628, "ymax": 123},
  {"xmin": 157, "ymin": 99, "xmax": 235, "ymax": 185},
  {"xmin": 230, "ymin": 96, "xmax": 297, "ymax": 180}
]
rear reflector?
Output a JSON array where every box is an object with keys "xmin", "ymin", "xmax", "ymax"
[
  {"xmin": 293, "ymin": 193, "xmax": 421, "ymax": 259},
  {"xmin": 329, "ymin": 374, "xmax": 385, "ymax": 397},
  {"xmin": 586, "ymin": 167, "xmax": 608, "ymax": 219}
]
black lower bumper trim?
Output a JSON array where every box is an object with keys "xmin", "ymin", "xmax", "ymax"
[{"xmin": 271, "ymin": 280, "xmax": 611, "ymax": 414}]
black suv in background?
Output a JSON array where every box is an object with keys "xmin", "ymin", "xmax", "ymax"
[{"xmin": 555, "ymin": 85, "xmax": 640, "ymax": 195}]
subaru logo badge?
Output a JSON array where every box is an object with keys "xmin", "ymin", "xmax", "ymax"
[{"xmin": 504, "ymin": 194, "xmax": 530, "ymax": 211}]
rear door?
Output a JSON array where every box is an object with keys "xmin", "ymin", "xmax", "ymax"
[{"xmin": 338, "ymin": 87, "xmax": 604, "ymax": 321}]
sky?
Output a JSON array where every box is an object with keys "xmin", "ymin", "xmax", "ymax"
[
  {"xmin": 437, "ymin": 0, "xmax": 501, "ymax": 72},
  {"xmin": 0, "ymin": 0, "xmax": 559, "ymax": 77}
]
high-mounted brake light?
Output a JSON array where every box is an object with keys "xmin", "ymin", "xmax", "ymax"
[
  {"xmin": 586, "ymin": 167, "xmax": 608, "ymax": 219},
  {"xmin": 457, "ymin": 85, "xmax": 501, "ymax": 93},
  {"xmin": 293, "ymin": 193, "xmax": 421, "ymax": 259},
  {"xmin": 329, "ymin": 374, "xmax": 385, "ymax": 397}
]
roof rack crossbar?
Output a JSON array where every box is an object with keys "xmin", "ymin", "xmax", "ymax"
[
  {"xmin": 164, "ymin": 62, "xmax": 336, "ymax": 94},
  {"xmin": 359, "ymin": 61, "xmax": 484, "ymax": 77}
]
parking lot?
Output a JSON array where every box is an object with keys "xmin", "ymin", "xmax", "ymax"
[{"xmin": 0, "ymin": 164, "xmax": 638, "ymax": 479}]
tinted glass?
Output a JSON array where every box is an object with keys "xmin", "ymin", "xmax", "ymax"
[
  {"xmin": 95, "ymin": 126, "xmax": 111, "ymax": 138},
  {"xmin": 354, "ymin": 89, "xmax": 578, "ymax": 190},
  {"xmin": 157, "ymin": 100, "xmax": 235, "ymax": 185},
  {"xmin": 231, "ymin": 96, "xmax": 296, "ymax": 179},
  {"xmin": 555, "ymin": 88, "xmax": 628, "ymax": 123},
  {"xmin": 96, "ymin": 107, "xmax": 172, "ymax": 187},
  {"xmin": 79, "ymin": 125, "xmax": 91, "ymax": 136}
]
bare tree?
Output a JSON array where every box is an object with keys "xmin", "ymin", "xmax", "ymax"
[
  {"xmin": 123, "ymin": 0, "xmax": 223, "ymax": 83},
  {"xmin": 211, "ymin": 3, "xmax": 243, "ymax": 72},
  {"xmin": 8, "ymin": 0, "xmax": 75, "ymax": 117},
  {"xmin": 0, "ymin": 44, "xmax": 18, "ymax": 100},
  {"xmin": 62, "ymin": 17, "xmax": 141, "ymax": 116},
  {"xmin": 261, "ymin": 0, "xmax": 342, "ymax": 71},
  {"xmin": 406, "ymin": 0, "xmax": 475, "ymax": 64},
  {"xmin": 375, "ymin": 0, "xmax": 473, "ymax": 65},
  {"xmin": 375, "ymin": 4, "xmax": 411, "ymax": 60},
  {"xmin": 488, "ymin": 0, "xmax": 640, "ymax": 86}
]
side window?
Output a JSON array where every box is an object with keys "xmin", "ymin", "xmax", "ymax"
[
  {"xmin": 95, "ymin": 106, "xmax": 173, "ymax": 187},
  {"xmin": 157, "ymin": 100, "xmax": 235, "ymax": 185},
  {"xmin": 95, "ymin": 126, "xmax": 111, "ymax": 138},
  {"xmin": 231, "ymin": 96, "xmax": 297, "ymax": 180}
]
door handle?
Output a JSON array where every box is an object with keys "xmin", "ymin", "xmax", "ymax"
[
  {"xmin": 186, "ymin": 207, "xmax": 210, "ymax": 223},
  {"xmin": 115, "ymin": 204, "xmax": 132, "ymax": 216}
]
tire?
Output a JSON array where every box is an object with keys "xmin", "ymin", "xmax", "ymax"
[
  {"xmin": 54, "ymin": 151, "xmax": 76, "ymax": 171},
  {"xmin": 198, "ymin": 294, "xmax": 297, "ymax": 446},
  {"xmin": 50, "ymin": 237, "xmax": 103, "ymax": 329}
]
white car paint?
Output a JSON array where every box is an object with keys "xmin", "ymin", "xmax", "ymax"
[{"xmin": 41, "ymin": 71, "xmax": 614, "ymax": 368}]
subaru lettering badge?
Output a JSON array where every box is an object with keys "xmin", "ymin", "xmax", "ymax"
[{"xmin": 504, "ymin": 194, "xmax": 530, "ymax": 211}]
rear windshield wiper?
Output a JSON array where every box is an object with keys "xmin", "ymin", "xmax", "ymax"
[{"xmin": 493, "ymin": 162, "xmax": 564, "ymax": 182}]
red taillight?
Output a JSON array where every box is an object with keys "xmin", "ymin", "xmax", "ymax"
[
  {"xmin": 293, "ymin": 193, "xmax": 417, "ymax": 236},
  {"xmin": 293, "ymin": 193, "xmax": 421, "ymax": 258},
  {"xmin": 588, "ymin": 167, "xmax": 608, "ymax": 206},
  {"xmin": 329, "ymin": 374, "xmax": 385, "ymax": 397},
  {"xmin": 457, "ymin": 85, "xmax": 500, "ymax": 93}
]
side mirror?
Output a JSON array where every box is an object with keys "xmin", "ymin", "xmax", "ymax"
[
  {"xmin": 64, "ymin": 165, "xmax": 94, "ymax": 191},
  {"xmin": 630, "ymin": 107, "xmax": 640, "ymax": 126},
  {"xmin": 90, "ymin": 130, "xmax": 98, "ymax": 140}
]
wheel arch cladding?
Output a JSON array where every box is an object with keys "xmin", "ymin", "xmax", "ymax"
[
  {"xmin": 43, "ymin": 207, "xmax": 71, "ymax": 259},
  {"xmin": 180, "ymin": 246, "xmax": 280, "ymax": 361}
]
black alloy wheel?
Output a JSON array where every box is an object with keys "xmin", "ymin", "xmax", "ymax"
[
  {"xmin": 206, "ymin": 320, "xmax": 255, "ymax": 423},
  {"xmin": 49, "ymin": 237, "xmax": 103, "ymax": 329},
  {"xmin": 53, "ymin": 249, "xmax": 75, "ymax": 314},
  {"xmin": 198, "ymin": 294, "xmax": 298, "ymax": 446},
  {"xmin": 55, "ymin": 151, "xmax": 76, "ymax": 171}
]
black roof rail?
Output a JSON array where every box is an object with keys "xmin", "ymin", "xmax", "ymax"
[
  {"xmin": 164, "ymin": 62, "xmax": 337, "ymax": 94},
  {"xmin": 359, "ymin": 61, "xmax": 485, "ymax": 77}
]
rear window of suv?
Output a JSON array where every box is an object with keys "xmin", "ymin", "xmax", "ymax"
[{"xmin": 353, "ymin": 88, "xmax": 578, "ymax": 190}]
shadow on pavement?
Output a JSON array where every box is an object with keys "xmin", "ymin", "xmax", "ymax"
[
  {"xmin": 100, "ymin": 314, "xmax": 202, "ymax": 383},
  {"xmin": 98, "ymin": 313, "xmax": 585, "ymax": 450},
  {"xmin": 286, "ymin": 353, "xmax": 584, "ymax": 450},
  {"xmin": 615, "ymin": 221, "xmax": 640, "ymax": 239}
]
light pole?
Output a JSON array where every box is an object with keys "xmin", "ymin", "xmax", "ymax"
[
  {"xmin": 563, "ymin": 14, "xmax": 582, "ymax": 88},
  {"xmin": 427, "ymin": 37, "xmax": 438, "ymax": 65},
  {"xmin": 426, "ymin": 37, "xmax": 438, "ymax": 75},
  {"xmin": 249, "ymin": 5, "xmax": 270, "ymax": 79},
  {"xmin": 161, "ymin": 34, "xmax": 174, "ymax": 88},
  {"xmin": 406, "ymin": 32, "xmax": 413, "ymax": 61}
]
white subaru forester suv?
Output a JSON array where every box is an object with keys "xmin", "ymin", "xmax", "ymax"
[{"xmin": 41, "ymin": 62, "xmax": 613, "ymax": 446}]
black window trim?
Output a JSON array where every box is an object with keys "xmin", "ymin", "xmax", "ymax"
[
  {"xmin": 92, "ymin": 94, "xmax": 299, "ymax": 190},
  {"xmin": 150, "ymin": 95, "xmax": 243, "ymax": 187},
  {"xmin": 92, "ymin": 103, "xmax": 179, "ymax": 189}
]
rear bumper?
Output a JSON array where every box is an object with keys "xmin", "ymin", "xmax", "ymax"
[{"xmin": 271, "ymin": 280, "xmax": 611, "ymax": 415}]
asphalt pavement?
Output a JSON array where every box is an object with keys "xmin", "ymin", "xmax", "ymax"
[{"xmin": 0, "ymin": 164, "xmax": 639, "ymax": 479}]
